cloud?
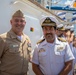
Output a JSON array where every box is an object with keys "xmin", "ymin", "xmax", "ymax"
[{"xmin": 64, "ymin": 0, "xmax": 75, "ymax": 7}]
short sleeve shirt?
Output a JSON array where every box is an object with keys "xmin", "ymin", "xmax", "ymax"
[{"xmin": 32, "ymin": 36, "xmax": 74, "ymax": 75}]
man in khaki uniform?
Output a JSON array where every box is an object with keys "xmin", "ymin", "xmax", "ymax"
[{"xmin": 0, "ymin": 10, "xmax": 32, "ymax": 75}]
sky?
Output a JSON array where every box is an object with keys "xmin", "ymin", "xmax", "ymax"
[{"xmin": 52, "ymin": 0, "xmax": 75, "ymax": 7}]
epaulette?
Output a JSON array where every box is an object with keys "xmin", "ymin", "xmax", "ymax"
[
  {"xmin": 26, "ymin": 38, "xmax": 29, "ymax": 41},
  {"xmin": 37, "ymin": 39, "xmax": 45, "ymax": 44},
  {"xmin": 58, "ymin": 37, "xmax": 66, "ymax": 42}
]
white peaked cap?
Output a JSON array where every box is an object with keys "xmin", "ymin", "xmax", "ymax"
[
  {"xmin": 40, "ymin": 16, "xmax": 59, "ymax": 26},
  {"xmin": 70, "ymin": 25, "xmax": 74, "ymax": 31},
  {"xmin": 64, "ymin": 25, "xmax": 72, "ymax": 30},
  {"xmin": 57, "ymin": 24, "xmax": 64, "ymax": 28}
]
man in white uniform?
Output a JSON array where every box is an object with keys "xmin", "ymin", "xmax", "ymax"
[
  {"xmin": 56, "ymin": 24, "xmax": 65, "ymax": 37},
  {"xmin": 31, "ymin": 16, "xmax": 74, "ymax": 75}
]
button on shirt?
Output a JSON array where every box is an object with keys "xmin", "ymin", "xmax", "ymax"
[{"xmin": 32, "ymin": 36, "xmax": 74, "ymax": 75}]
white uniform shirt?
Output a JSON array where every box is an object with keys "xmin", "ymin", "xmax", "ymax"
[
  {"xmin": 71, "ymin": 44, "xmax": 76, "ymax": 64},
  {"xmin": 32, "ymin": 37, "xmax": 74, "ymax": 75}
]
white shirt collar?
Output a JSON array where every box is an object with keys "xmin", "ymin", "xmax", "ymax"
[{"xmin": 41, "ymin": 35, "xmax": 60, "ymax": 46}]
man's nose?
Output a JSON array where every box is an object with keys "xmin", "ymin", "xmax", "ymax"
[
  {"xmin": 17, "ymin": 21, "xmax": 21, "ymax": 25},
  {"xmin": 46, "ymin": 29, "xmax": 51, "ymax": 33}
]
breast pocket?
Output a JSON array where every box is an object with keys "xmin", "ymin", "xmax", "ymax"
[
  {"xmin": 38, "ymin": 51, "xmax": 47, "ymax": 64},
  {"xmin": 8, "ymin": 44, "xmax": 20, "ymax": 54},
  {"xmin": 55, "ymin": 50, "xmax": 65, "ymax": 63}
]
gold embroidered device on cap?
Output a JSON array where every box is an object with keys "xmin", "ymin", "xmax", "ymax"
[
  {"xmin": 12, "ymin": 10, "xmax": 25, "ymax": 18},
  {"xmin": 41, "ymin": 17, "xmax": 56, "ymax": 27}
]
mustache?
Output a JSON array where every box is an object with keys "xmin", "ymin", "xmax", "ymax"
[
  {"xmin": 46, "ymin": 33, "xmax": 53, "ymax": 36},
  {"xmin": 15, "ymin": 24, "xmax": 25, "ymax": 27}
]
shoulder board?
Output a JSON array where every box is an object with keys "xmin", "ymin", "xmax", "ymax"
[
  {"xmin": 25, "ymin": 35, "xmax": 30, "ymax": 42},
  {"xmin": 26, "ymin": 38, "xmax": 29, "ymax": 41},
  {"xmin": 58, "ymin": 37, "xmax": 66, "ymax": 42},
  {"xmin": 37, "ymin": 39, "xmax": 45, "ymax": 44}
]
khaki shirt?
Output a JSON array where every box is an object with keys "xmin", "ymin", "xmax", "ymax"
[{"xmin": 0, "ymin": 30, "xmax": 32, "ymax": 75}]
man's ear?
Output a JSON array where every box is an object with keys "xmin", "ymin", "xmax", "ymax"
[
  {"xmin": 25, "ymin": 21, "xmax": 26, "ymax": 24},
  {"xmin": 10, "ymin": 20, "xmax": 12, "ymax": 24}
]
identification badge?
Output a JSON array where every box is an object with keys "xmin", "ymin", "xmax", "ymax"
[
  {"xmin": 39, "ymin": 48, "xmax": 45, "ymax": 53},
  {"xmin": 57, "ymin": 46, "xmax": 64, "ymax": 51},
  {"xmin": 10, "ymin": 44, "xmax": 19, "ymax": 48}
]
